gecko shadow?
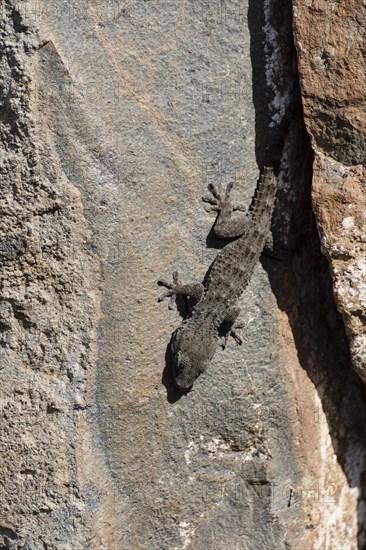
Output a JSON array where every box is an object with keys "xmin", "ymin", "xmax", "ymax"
[
  {"xmin": 162, "ymin": 342, "xmax": 192, "ymax": 403},
  {"xmin": 249, "ymin": 0, "xmax": 366, "ymax": 545}
]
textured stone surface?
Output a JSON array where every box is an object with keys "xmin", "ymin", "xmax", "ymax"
[
  {"xmin": 293, "ymin": 0, "xmax": 366, "ymax": 380},
  {"xmin": 0, "ymin": 2, "xmax": 100, "ymax": 548},
  {"xmin": 1, "ymin": 0, "xmax": 366, "ymax": 549},
  {"xmin": 293, "ymin": 0, "xmax": 365, "ymax": 166}
]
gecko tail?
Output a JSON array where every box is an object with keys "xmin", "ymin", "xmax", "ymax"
[{"xmin": 248, "ymin": 166, "xmax": 277, "ymax": 224}]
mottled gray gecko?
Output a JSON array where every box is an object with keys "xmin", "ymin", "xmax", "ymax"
[{"xmin": 158, "ymin": 166, "xmax": 277, "ymax": 390}]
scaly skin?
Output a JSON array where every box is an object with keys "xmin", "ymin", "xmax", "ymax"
[{"xmin": 158, "ymin": 167, "xmax": 277, "ymax": 390}]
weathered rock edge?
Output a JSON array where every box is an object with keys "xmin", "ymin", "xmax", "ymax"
[{"xmin": 292, "ymin": 0, "xmax": 366, "ymax": 381}]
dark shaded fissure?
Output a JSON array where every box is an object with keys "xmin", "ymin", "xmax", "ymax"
[{"xmin": 249, "ymin": 0, "xmax": 366, "ymax": 545}]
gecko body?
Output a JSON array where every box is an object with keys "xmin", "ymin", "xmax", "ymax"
[{"xmin": 158, "ymin": 166, "xmax": 277, "ymax": 390}]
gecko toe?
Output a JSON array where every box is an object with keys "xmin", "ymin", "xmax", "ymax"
[
  {"xmin": 207, "ymin": 182, "xmax": 222, "ymax": 200},
  {"xmin": 231, "ymin": 329, "xmax": 243, "ymax": 345},
  {"xmin": 202, "ymin": 193, "xmax": 218, "ymax": 204},
  {"xmin": 157, "ymin": 278, "xmax": 171, "ymax": 288},
  {"xmin": 204, "ymin": 204, "xmax": 220, "ymax": 213},
  {"xmin": 157, "ymin": 289, "xmax": 174, "ymax": 302},
  {"xmin": 224, "ymin": 181, "xmax": 234, "ymax": 198}
]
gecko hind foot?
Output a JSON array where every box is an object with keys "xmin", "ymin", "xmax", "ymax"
[
  {"xmin": 202, "ymin": 195, "xmax": 221, "ymax": 213},
  {"xmin": 202, "ymin": 181, "xmax": 246, "ymax": 213},
  {"xmin": 202, "ymin": 181, "xmax": 230, "ymax": 211}
]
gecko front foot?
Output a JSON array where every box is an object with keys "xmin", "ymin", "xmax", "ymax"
[
  {"xmin": 221, "ymin": 322, "xmax": 245, "ymax": 349},
  {"xmin": 157, "ymin": 271, "xmax": 204, "ymax": 310},
  {"xmin": 157, "ymin": 270, "xmax": 180, "ymax": 310},
  {"xmin": 219, "ymin": 307, "xmax": 244, "ymax": 349}
]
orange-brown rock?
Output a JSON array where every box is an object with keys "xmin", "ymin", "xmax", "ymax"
[{"xmin": 293, "ymin": 0, "xmax": 366, "ymax": 380}]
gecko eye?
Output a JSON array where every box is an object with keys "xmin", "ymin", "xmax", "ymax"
[{"xmin": 175, "ymin": 350, "xmax": 182, "ymax": 368}]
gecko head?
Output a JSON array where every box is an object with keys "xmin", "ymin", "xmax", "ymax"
[{"xmin": 170, "ymin": 326, "xmax": 217, "ymax": 390}]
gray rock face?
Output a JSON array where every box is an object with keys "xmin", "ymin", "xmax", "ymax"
[
  {"xmin": 1, "ymin": 0, "xmax": 366, "ymax": 549},
  {"xmin": 0, "ymin": 3, "xmax": 99, "ymax": 548}
]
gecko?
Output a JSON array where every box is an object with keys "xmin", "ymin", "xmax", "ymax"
[{"xmin": 157, "ymin": 165, "xmax": 277, "ymax": 391}]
